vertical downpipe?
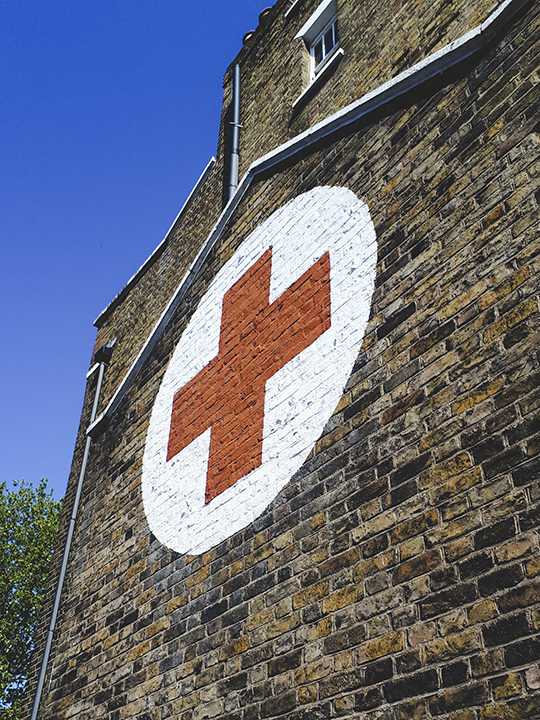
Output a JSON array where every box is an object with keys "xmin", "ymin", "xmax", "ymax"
[
  {"xmin": 228, "ymin": 64, "xmax": 241, "ymax": 200},
  {"xmin": 30, "ymin": 346, "xmax": 112, "ymax": 720}
]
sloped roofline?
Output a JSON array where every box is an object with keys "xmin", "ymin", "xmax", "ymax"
[{"xmin": 95, "ymin": 156, "xmax": 216, "ymax": 327}]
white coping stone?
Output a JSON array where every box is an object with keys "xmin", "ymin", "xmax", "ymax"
[{"xmin": 141, "ymin": 186, "xmax": 377, "ymax": 556}]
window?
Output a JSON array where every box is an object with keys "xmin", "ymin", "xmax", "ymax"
[
  {"xmin": 311, "ymin": 17, "xmax": 338, "ymax": 78},
  {"xmin": 294, "ymin": 0, "xmax": 343, "ymax": 100}
]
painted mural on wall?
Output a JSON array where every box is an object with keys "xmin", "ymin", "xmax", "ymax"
[{"xmin": 142, "ymin": 186, "xmax": 377, "ymax": 555}]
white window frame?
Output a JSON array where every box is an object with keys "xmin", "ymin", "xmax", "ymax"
[
  {"xmin": 310, "ymin": 16, "xmax": 339, "ymax": 79},
  {"xmin": 293, "ymin": 0, "xmax": 343, "ymax": 107}
]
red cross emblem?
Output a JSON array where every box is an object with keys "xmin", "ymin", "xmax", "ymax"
[{"xmin": 167, "ymin": 247, "xmax": 331, "ymax": 503}]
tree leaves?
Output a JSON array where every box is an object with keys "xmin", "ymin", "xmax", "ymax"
[{"xmin": 0, "ymin": 479, "xmax": 61, "ymax": 718}]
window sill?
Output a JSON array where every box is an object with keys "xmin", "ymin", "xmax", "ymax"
[{"xmin": 292, "ymin": 47, "xmax": 344, "ymax": 109}]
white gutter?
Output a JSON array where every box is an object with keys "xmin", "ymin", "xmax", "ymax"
[{"xmin": 87, "ymin": 0, "xmax": 529, "ymax": 438}]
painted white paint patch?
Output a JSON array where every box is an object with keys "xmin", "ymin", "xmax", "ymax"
[{"xmin": 142, "ymin": 187, "xmax": 377, "ymax": 555}]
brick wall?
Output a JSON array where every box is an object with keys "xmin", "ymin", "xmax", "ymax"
[{"xmin": 24, "ymin": 0, "xmax": 540, "ymax": 718}]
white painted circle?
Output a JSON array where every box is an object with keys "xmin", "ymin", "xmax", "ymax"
[{"xmin": 142, "ymin": 187, "xmax": 377, "ymax": 555}]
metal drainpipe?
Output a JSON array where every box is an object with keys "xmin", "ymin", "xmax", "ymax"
[
  {"xmin": 228, "ymin": 64, "xmax": 241, "ymax": 200},
  {"xmin": 30, "ymin": 345, "xmax": 113, "ymax": 720}
]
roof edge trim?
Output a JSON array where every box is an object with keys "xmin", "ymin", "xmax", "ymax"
[{"xmin": 94, "ymin": 156, "xmax": 216, "ymax": 327}]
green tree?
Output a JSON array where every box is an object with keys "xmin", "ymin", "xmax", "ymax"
[{"xmin": 0, "ymin": 479, "xmax": 62, "ymax": 719}]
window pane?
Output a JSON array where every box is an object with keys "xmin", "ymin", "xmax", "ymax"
[
  {"xmin": 315, "ymin": 39, "xmax": 323, "ymax": 64},
  {"xmin": 324, "ymin": 26, "xmax": 336, "ymax": 52}
]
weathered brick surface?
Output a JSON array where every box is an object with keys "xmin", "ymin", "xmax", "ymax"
[{"xmin": 23, "ymin": 0, "xmax": 540, "ymax": 718}]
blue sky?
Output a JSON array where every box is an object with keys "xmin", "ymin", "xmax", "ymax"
[{"xmin": 1, "ymin": 0, "xmax": 271, "ymax": 498}]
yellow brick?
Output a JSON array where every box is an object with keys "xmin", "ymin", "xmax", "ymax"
[
  {"xmin": 335, "ymin": 695, "xmax": 356, "ymax": 714},
  {"xmin": 274, "ymin": 532, "xmax": 292, "ymax": 551},
  {"xmin": 317, "ymin": 424, "xmax": 346, "ymax": 452},
  {"xmin": 440, "ymin": 279, "xmax": 490, "ymax": 322},
  {"xmin": 229, "ymin": 559, "xmax": 243, "ymax": 577},
  {"xmin": 438, "ymin": 609, "xmax": 468, "ymax": 636},
  {"xmin": 452, "ymin": 378, "xmax": 504, "ymax": 415},
  {"xmin": 419, "ymin": 419, "xmax": 464, "ymax": 453},
  {"xmin": 449, "ymin": 711, "xmax": 475, "ymax": 720},
  {"xmin": 424, "ymin": 628, "xmax": 480, "ymax": 663},
  {"xmin": 178, "ymin": 657, "xmax": 202, "ymax": 679},
  {"xmin": 396, "ymin": 698, "xmax": 427, "ymax": 719},
  {"xmin": 483, "ymin": 298, "xmax": 538, "ymax": 343},
  {"xmin": 126, "ymin": 558, "xmax": 146, "ymax": 580},
  {"xmin": 353, "ymin": 511, "xmax": 395, "ymax": 542},
  {"xmin": 202, "ymin": 546, "xmax": 217, "ymax": 567},
  {"xmin": 430, "ymin": 467, "xmax": 483, "ymax": 505},
  {"xmin": 322, "ymin": 585, "xmax": 360, "ymax": 613},
  {"xmin": 146, "ymin": 616, "xmax": 169, "ymax": 639},
  {"xmin": 103, "ymin": 631, "xmax": 119, "ymax": 651},
  {"xmin": 103, "ymin": 557, "xmax": 120, "ymax": 576},
  {"xmin": 135, "ymin": 587, "xmax": 155, "ymax": 608},
  {"xmin": 219, "ymin": 635, "xmax": 249, "ymax": 660},
  {"xmin": 293, "ymin": 581, "xmax": 329, "ymax": 610},
  {"xmin": 357, "ymin": 631, "xmax": 404, "ymax": 663},
  {"xmin": 253, "ymin": 530, "xmax": 269, "ymax": 550},
  {"xmin": 381, "ymin": 329, "xmax": 418, "ymax": 365},
  {"xmin": 487, "ymin": 117, "xmax": 504, "ymax": 139},
  {"xmin": 400, "ymin": 536, "xmax": 424, "ymax": 560},
  {"xmin": 360, "ymin": 333, "xmax": 375, "ymax": 352},
  {"xmin": 335, "ymin": 392, "xmax": 351, "ymax": 413},
  {"xmin": 334, "ymin": 649, "xmax": 355, "ymax": 672},
  {"xmin": 478, "ymin": 266, "xmax": 532, "ymax": 311},
  {"xmin": 312, "ymin": 616, "xmax": 333, "ymax": 639},
  {"xmin": 482, "ymin": 203, "xmax": 505, "ymax": 228},
  {"xmin": 171, "ymin": 691, "xmax": 201, "ymax": 714},
  {"xmin": 275, "ymin": 597, "xmax": 293, "ymax": 618},
  {"xmin": 93, "ymin": 627, "xmax": 109, "ymax": 644},
  {"xmin": 166, "ymin": 594, "xmax": 188, "ymax": 614},
  {"xmin": 298, "ymin": 685, "xmax": 317, "ymax": 704},
  {"xmin": 353, "ymin": 549, "xmax": 398, "ymax": 582},
  {"xmin": 361, "ymin": 498, "xmax": 382, "ymax": 521},
  {"xmin": 473, "ymin": 650, "xmax": 503, "ymax": 678},
  {"xmin": 380, "ymin": 165, "xmax": 410, "ymax": 197},
  {"xmin": 495, "ymin": 535, "xmax": 535, "ymax": 563},
  {"xmin": 245, "ymin": 541, "xmax": 274, "ymax": 568},
  {"xmin": 187, "ymin": 562, "xmax": 210, "ymax": 588},
  {"xmin": 129, "ymin": 640, "xmax": 151, "ymax": 661},
  {"xmin": 445, "ymin": 535, "xmax": 472, "ymax": 561},
  {"xmin": 426, "ymin": 512, "xmax": 481, "ymax": 546},
  {"xmin": 526, "ymin": 556, "xmax": 540, "ymax": 578},
  {"xmin": 420, "ymin": 452, "xmax": 473, "ymax": 490},
  {"xmin": 468, "ymin": 600, "xmax": 497, "ymax": 625},
  {"xmin": 266, "ymin": 612, "xmax": 301, "ymax": 639},
  {"xmin": 492, "ymin": 673, "xmax": 522, "ymax": 700},
  {"xmin": 245, "ymin": 607, "xmax": 273, "ymax": 632},
  {"xmin": 351, "ymin": 379, "xmax": 370, "ymax": 400},
  {"xmin": 294, "ymin": 657, "xmax": 332, "ymax": 684}
]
